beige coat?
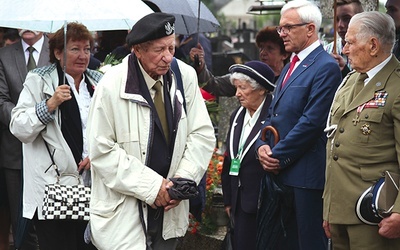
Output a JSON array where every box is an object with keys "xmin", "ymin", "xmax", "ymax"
[{"xmin": 87, "ymin": 57, "xmax": 215, "ymax": 249}]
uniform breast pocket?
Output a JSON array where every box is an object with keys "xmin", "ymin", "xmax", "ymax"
[
  {"xmin": 330, "ymin": 100, "xmax": 344, "ymax": 124},
  {"xmin": 356, "ymin": 109, "xmax": 384, "ymax": 143}
]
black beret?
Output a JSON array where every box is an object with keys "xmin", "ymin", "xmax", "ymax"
[
  {"xmin": 126, "ymin": 12, "xmax": 175, "ymax": 47},
  {"xmin": 229, "ymin": 61, "xmax": 276, "ymax": 92}
]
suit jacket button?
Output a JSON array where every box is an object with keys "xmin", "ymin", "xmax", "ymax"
[{"xmin": 333, "ymin": 155, "xmax": 338, "ymax": 161}]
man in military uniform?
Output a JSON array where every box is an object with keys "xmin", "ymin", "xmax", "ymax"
[{"xmin": 323, "ymin": 11, "xmax": 400, "ymax": 249}]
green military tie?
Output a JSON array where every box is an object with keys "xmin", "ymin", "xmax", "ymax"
[
  {"xmin": 153, "ymin": 81, "xmax": 169, "ymax": 143},
  {"xmin": 27, "ymin": 46, "xmax": 36, "ymax": 71},
  {"xmin": 353, "ymin": 73, "xmax": 368, "ymax": 98}
]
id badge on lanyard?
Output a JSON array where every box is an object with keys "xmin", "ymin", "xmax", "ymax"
[{"xmin": 229, "ymin": 158, "xmax": 240, "ymax": 176}]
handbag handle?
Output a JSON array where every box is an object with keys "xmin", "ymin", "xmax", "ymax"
[
  {"xmin": 44, "ymin": 141, "xmax": 81, "ymax": 185},
  {"xmin": 44, "ymin": 140, "xmax": 60, "ymax": 177},
  {"xmin": 56, "ymin": 173, "xmax": 81, "ymax": 185}
]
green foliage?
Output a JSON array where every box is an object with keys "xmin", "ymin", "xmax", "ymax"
[
  {"xmin": 103, "ymin": 53, "xmax": 123, "ymax": 66},
  {"xmin": 205, "ymin": 100, "xmax": 219, "ymax": 126}
]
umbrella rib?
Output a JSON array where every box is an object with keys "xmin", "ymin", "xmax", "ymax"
[{"xmin": 181, "ymin": 16, "xmax": 190, "ymax": 35}]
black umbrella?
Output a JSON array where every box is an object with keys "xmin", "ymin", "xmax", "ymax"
[
  {"xmin": 168, "ymin": 177, "xmax": 199, "ymax": 200},
  {"xmin": 143, "ymin": 0, "xmax": 219, "ymax": 35},
  {"xmin": 256, "ymin": 126, "xmax": 294, "ymax": 250}
]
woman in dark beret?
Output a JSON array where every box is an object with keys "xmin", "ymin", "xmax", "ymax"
[{"xmin": 221, "ymin": 60, "xmax": 275, "ymax": 250}]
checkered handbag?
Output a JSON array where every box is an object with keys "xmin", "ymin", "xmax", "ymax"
[
  {"xmin": 42, "ymin": 140, "xmax": 91, "ymax": 220},
  {"xmin": 42, "ymin": 182, "xmax": 91, "ymax": 220}
]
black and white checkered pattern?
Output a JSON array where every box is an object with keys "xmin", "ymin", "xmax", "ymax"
[{"xmin": 42, "ymin": 183, "xmax": 91, "ymax": 221}]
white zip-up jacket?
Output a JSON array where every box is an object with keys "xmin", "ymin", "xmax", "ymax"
[
  {"xmin": 10, "ymin": 64, "xmax": 102, "ymax": 220},
  {"xmin": 87, "ymin": 57, "xmax": 215, "ymax": 249}
]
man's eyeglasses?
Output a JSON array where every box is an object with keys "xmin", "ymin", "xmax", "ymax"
[{"xmin": 276, "ymin": 23, "xmax": 310, "ymax": 35}]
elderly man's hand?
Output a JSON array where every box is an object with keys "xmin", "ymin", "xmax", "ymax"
[
  {"xmin": 379, "ymin": 212, "xmax": 400, "ymax": 239},
  {"xmin": 153, "ymin": 178, "xmax": 173, "ymax": 208},
  {"xmin": 164, "ymin": 175, "xmax": 182, "ymax": 211},
  {"xmin": 257, "ymin": 145, "xmax": 280, "ymax": 174},
  {"xmin": 164, "ymin": 199, "xmax": 181, "ymax": 211},
  {"xmin": 323, "ymin": 220, "xmax": 331, "ymax": 238}
]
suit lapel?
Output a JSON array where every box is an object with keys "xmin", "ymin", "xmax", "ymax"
[
  {"xmin": 275, "ymin": 45, "xmax": 324, "ymax": 101},
  {"xmin": 15, "ymin": 36, "xmax": 50, "ymax": 84},
  {"xmin": 37, "ymin": 36, "xmax": 50, "ymax": 67},
  {"xmin": 229, "ymin": 107, "xmax": 245, "ymax": 159},
  {"xmin": 229, "ymin": 96, "xmax": 272, "ymax": 161},
  {"xmin": 14, "ymin": 43, "xmax": 28, "ymax": 83},
  {"xmin": 240, "ymin": 96, "xmax": 271, "ymax": 159}
]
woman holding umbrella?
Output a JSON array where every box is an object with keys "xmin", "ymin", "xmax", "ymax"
[
  {"xmin": 9, "ymin": 22, "xmax": 102, "ymax": 250},
  {"xmin": 221, "ymin": 61, "xmax": 275, "ymax": 250}
]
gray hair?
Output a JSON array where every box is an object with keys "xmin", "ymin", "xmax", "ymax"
[
  {"xmin": 281, "ymin": 0, "xmax": 322, "ymax": 32},
  {"xmin": 349, "ymin": 11, "xmax": 395, "ymax": 52},
  {"xmin": 230, "ymin": 72, "xmax": 264, "ymax": 91}
]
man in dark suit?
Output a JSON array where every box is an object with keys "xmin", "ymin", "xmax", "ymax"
[
  {"xmin": 323, "ymin": 11, "xmax": 400, "ymax": 249},
  {"xmin": 256, "ymin": 1, "xmax": 342, "ymax": 249},
  {"xmin": 0, "ymin": 29, "xmax": 50, "ymax": 249}
]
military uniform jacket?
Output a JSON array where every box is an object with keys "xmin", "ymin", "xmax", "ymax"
[{"xmin": 323, "ymin": 55, "xmax": 400, "ymax": 224}]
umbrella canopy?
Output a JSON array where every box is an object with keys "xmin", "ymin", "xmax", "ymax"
[
  {"xmin": 0, "ymin": 0, "xmax": 154, "ymax": 32},
  {"xmin": 143, "ymin": 0, "xmax": 219, "ymax": 35}
]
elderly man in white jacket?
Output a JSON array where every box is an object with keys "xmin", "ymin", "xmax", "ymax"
[{"xmin": 87, "ymin": 13, "xmax": 215, "ymax": 250}]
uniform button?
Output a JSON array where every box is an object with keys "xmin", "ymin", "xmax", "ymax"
[
  {"xmin": 273, "ymin": 113, "xmax": 278, "ymax": 117},
  {"xmin": 333, "ymin": 155, "xmax": 338, "ymax": 161},
  {"xmin": 335, "ymin": 142, "xmax": 340, "ymax": 147},
  {"xmin": 365, "ymin": 114, "xmax": 369, "ymax": 119},
  {"xmin": 339, "ymin": 128, "xmax": 344, "ymax": 133}
]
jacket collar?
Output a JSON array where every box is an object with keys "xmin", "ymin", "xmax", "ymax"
[
  {"xmin": 229, "ymin": 95, "xmax": 272, "ymax": 159},
  {"xmin": 276, "ymin": 45, "xmax": 324, "ymax": 97}
]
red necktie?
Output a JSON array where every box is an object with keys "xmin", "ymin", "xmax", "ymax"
[{"xmin": 281, "ymin": 55, "xmax": 299, "ymax": 89}]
